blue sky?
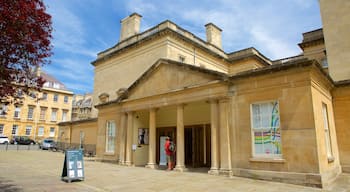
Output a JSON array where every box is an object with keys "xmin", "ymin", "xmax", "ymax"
[{"xmin": 43, "ymin": 0, "xmax": 322, "ymax": 94}]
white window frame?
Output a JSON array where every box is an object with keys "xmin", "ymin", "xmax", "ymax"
[
  {"xmin": 0, "ymin": 124, "xmax": 4, "ymax": 135},
  {"xmin": 27, "ymin": 106, "xmax": 34, "ymax": 120},
  {"xmin": 51, "ymin": 109, "xmax": 57, "ymax": 121},
  {"xmin": 62, "ymin": 110, "xmax": 68, "ymax": 121},
  {"xmin": 250, "ymin": 100, "xmax": 282, "ymax": 158},
  {"xmin": 42, "ymin": 93, "xmax": 48, "ymax": 100},
  {"xmin": 14, "ymin": 106, "xmax": 21, "ymax": 118},
  {"xmin": 25, "ymin": 125, "xmax": 32, "ymax": 136},
  {"xmin": 40, "ymin": 107, "xmax": 46, "ymax": 120},
  {"xmin": 49, "ymin": 127, "xmax": 55, "ymax": 137},
  {"xmin": 38, "ymin": 127, "xmax": 44, "ymax": 136},
  {"xmin": 322, "ymin": 103, "xmax": 334, "ymax": 160},
  {"xmin": 12, "ymin": 125, "xmax": 18, "ymax": 135},
  {"xmin": 64, "ymin": 96, "xmax": 69, "ymax": 103},
  {"xmin": 105, "ymin": 121, "xmax": 116, "ymax": 153},
  {"xmin": 53, "ymin": 94, "xmax": 58, "ymax": 102}
]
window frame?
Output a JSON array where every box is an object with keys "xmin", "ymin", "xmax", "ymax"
[
  {"xmin": 49, "ymin": 127, "xmax": 55, "ymax": 137},
  {"xmin": 64, "ymin": 96, "xmax": 69, "ymax": 103},
  {"xmin": 38, "ymin": 126, "xmax": 44, "ymax": 136},
  {"xmin": 53, "ymin": 94, "xmax": 58, "ymax": 102},
  {"xmin": 51, "ymin": 108, "xmax": 57, "ymax": 121},
  {"xmin": 250, "ymin": 100, "xmax": 282, "ymax": 158},
  {"xmin": 12, "ymin": 125, "xmax": 18, "ymax": 135},
  {"xmin": 14, "ymin": 106, "xmax": 21, "ymax": 118},
  {"xmin": 27, "ymin": 106, "xmax": 34, "ymax": 120},
  {"xmin": 0, "ymin": 124, "xmax": 4, "ymax": 135},
  {"xmin": 322, "ymin": 103, "xmax": 334, "ymax": 161},
  {"xmin": 105, "ymin": 120, "xmax": 116, "ymax": 153},
  {"xmin": 25, "ymin": 125, "xmax": 32, "ymax": 136}
]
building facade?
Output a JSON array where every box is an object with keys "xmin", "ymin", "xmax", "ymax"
[
  {"xmin": 75, "ymin": 12, "xmax": 347, "ymax": 188},
  {"xmin": 0, "ymin": 71, "xmax": 73, "ymax": 142},
  {"xmin": 58, "ymin": 2, "xmax": 350, "ymax": 188}
]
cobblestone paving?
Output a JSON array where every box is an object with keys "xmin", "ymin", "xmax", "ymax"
[{"xmin": 0, "ymin": 150, "xmax": 349, "ymax": 192}]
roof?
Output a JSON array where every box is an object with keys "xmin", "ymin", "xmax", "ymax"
[
  {"xmin": 298, "ymin": 28, "xmax": 324, "ymax": 50},
  {"xmin": 58, "ymin": 118, "xmax": 98, "ymax": 126},
  {"xmin": 40, "ymin": 71, "xmax": 71, "ymax": 92},
  {"xmin": 91, "ymin": 20, "xmax": 271, "ymax": 67}
]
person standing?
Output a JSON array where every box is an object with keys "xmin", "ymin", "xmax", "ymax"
[{"xmin": 164, "ymin": 137, "xmax": 174, "ymax": 170}]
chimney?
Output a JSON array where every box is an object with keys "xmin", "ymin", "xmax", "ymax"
[
  {"xmin": 119, "ymin": 13, "xmax": 142, "ymax": 42},
  {"xmin": 205, "ymin": 23, "xmax": 222, "ymax": 49}
]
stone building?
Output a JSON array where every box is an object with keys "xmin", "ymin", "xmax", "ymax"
[
  {"xmin": 59, "ymin": 1, "xmax": 350, "ymax": 188},
  {"xmin": 0, "ymin": 71, "xmax": 73, "ymax": 142}
]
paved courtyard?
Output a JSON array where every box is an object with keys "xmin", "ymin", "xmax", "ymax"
[{"xmin": 0, "ymin": 150, "xmax": 349, "ymax": 192}]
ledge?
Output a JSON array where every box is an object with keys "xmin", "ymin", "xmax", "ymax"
[{"xmin": 249, "ymin": 157, "xmax": 286, "ymax": 163}]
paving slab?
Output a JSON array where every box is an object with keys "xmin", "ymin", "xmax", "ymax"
[{"xmin": 0, "ymin": 150, "xmax": 349, "ymax": 192}]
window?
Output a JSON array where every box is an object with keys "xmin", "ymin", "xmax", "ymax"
[
  {"xmin": 12, "ymin": 125, "xmax": 18, "ymax": 135},
  {"xmin": 27, "ymin": 106, "xmax": 34, "ymax": 120},
  {"xmin": 53, "ymin": 94, "xmax": 58, "ymax": 102},
  {"xmin": 62, "ymin": 110, "xmax": 68, "ymax": 122},
  {"xmin": 0, "ymin": 124, "xmax": 4, "ymax": 135},
  {"xmin": 25, "ymin": 125, "xmax": 32, "ymax": 136},
  {"xmin": 49, "ymin": 127, "xmax": 55, "ymax": 137},
  {"xmin": 42, "ymin": 93, "xmax": 47, "ymax": 100},
  {"xmin": 38, "ymin": 127, "xmax": 44, "ymax": 136},
  {"xmin": 53, "ymin": 83, "xmax": 60, "ymax": 89},
  {"xmin": 0, "ymin": 104, "xmax": 7, "ymax": 116},
  {"xmin": 322, "ymin": 103, "xmax": 333, "ymax": 160},
  {"xmin": 64, "ymin": 96, "xmax": 68, "ymax": 103},
  {"xmin": 14, "ymin": 106, "xmax": 21, "ymax": 118},
  {"xmin": 40, "ymin": 107, "xmax": 47, "ymax": 120},
  {"xmin": 51, "ymin": 108, "xmax": 57, "ymax": 121},
  {"xmin": 251, "ymin": 101, "xmax": 281, "ymax": 157},
  {"xmin": 105, "ymin": 121, "xmax": 116, "ymax": 153}
]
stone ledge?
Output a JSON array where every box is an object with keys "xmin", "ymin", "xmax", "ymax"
[{"xmin": 249, "ymin": 157, "xmax": 286, "ymax": 163}]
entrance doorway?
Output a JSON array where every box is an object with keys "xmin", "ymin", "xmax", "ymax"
[
  {"xmin": 185, "ymin": 124, "xmax": 211, "ymax": 168},
  {"xmin": 156, "ymin": 125, "xmax": 211, "ymax": 168},
  {"xmin": 156, "ymin": 127, "xmax": 176, "ymax": 165}
]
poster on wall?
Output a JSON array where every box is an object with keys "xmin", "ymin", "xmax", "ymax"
[{"xmin": 138, "ymin": 128, "xmax": 149, "ymax": 145}]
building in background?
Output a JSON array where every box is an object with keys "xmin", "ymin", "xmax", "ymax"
[
  {"xmin": 0, "ymin": 71, "xmax": 73, "ymax": 142},
  {"xmin": 71, "ymin": 93, "xmax": 97, "ymax": 121}
]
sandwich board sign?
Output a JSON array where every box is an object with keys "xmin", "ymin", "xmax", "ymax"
[{"xmin": 61, "ymin": 149, "xmax": 84, "ymax": 182}]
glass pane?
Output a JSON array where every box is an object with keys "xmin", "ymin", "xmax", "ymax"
[{"xmin": 254, "ymin": 131, "xmax": 264, "ymax": 155}]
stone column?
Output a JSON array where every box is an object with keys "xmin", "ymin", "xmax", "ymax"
[
  {"xmin": 125, "ymin": 111, "xmax": 134, "ymax": 166},
  {"xmin": 219, "ymin": 98, "xmax": 232, "ymax": 176},
  {"xmin": 208, "ymin": 99, "xmax": 220, "ymax": 175},
  {"xmin": 146, "ymin": 108, "xmax": 158, "ymax": 169},
  {"xmin": 174, "ymin": 104, "xmax": 186, "ymax": 172},
  {"xmin": 119, "ymin": 112, "xmax": 127, "ymax": 165}
]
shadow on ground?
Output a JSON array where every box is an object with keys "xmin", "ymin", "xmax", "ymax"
[{"xmin": 0, "ymin": 178, "xmax": 22, "ymax": 192}]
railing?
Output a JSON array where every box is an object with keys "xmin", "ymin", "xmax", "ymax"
[{"xmin": 55, "ymin": 142, "xmax": 96, "ymax": 157}]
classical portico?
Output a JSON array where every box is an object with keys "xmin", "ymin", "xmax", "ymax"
[{"xmin": 107, "ymin": 59, "xmax": 230, "ymax": 173}]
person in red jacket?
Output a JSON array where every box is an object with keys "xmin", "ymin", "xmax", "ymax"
[{"xmin": 164, "ymin": 137, "xmax": 174, "ymax": 170}]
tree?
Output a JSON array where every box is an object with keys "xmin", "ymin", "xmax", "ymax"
[{"xmin": 0, "ymin": 0, "xmax": 52, "ymax": 101}]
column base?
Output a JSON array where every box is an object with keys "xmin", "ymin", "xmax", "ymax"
[
  {"xmin": 174, "ymin": 165, "xmax": 187, "ymax": 172},
  {"xmin": 208, "ymin": 168, "xmax": 220, "ymax": 175},
  {"xmin": 145, "ymin": 163, "xmax": 158, "ymax": 169},
  {"xmin": 219, "ymin": 168, "xmax": 233, "ymax": 176},
  {"xmin": 124, "ymin": 161, "xmax": 134, "ymax": 166}
]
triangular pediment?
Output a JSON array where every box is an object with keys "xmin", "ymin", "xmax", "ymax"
[{"xmin": 125, "ymin": 59, "xmax": 226, "ymax": 100}]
